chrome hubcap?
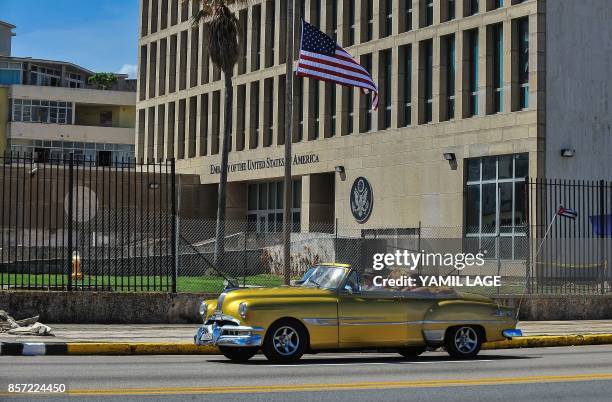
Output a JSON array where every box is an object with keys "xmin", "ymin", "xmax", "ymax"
[
  {"xmin": 272, "ymin": 326, "xmax": 299, "ymax": 356},
  {"xmin": 454, "ymin": 327, "xmax": 478, "ymax": 354}
]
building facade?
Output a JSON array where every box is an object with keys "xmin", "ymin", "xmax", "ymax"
[
  {"xmin": 136, "ymin": 0, "xmax": 612, "ymax": 238},
  {"xmin": 1, "ymin": 21, "xmax": 137, "ymax": 163}
]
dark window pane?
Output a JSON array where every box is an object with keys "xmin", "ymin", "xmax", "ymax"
[
  {"xmin": 258, "ymin": 183, "xmax": 268, "ymax": 209},
  {"xmin": 499, "ymin": 182, "xmax": 513, "ymax": 228},
  {"xmin": 514, "ymin": 181, "xmax": 527, "ymax": 226},
  {"xmin": 481, "ymin": 183, "xmax": 497, "ymax": 232},
  {"xmin": 467, "ymin": 158, "xmax": 480, "ymax": 181},
  {"xmin": 465, "ymin": 185, "xmax": 480, "ymax": 233},
  {"xmin": 498, "ymin": 155, "xmax": 513, "ymax": 179},
  {"xmin": 482, "ymin": 157, "xmax": 496, "ymax": 180},
  {"xmin": 514, "ymin": 153, "xmax": 528, "ymax": 177},
  {"xmin": 248, "ymin": 184, "xmax": 257, "ymax": 210}
]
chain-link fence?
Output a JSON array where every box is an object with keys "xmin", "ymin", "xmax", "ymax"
[{"xmin": 176, "ymin": 218, "xmax": 536, "ymax": 296}]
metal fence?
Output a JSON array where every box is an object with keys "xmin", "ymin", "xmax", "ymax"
[
  {"xmin": 0, "ymin": 153, "xmax": 177, "ymax": 292},
  {"xmin": 528, "ymin": 178, "xmax": 612, "ymax": 294}
]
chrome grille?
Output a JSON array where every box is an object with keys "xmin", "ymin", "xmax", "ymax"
[{"xmin": 216, "ymin": 292, "xmax": 227, "ymax": 312}]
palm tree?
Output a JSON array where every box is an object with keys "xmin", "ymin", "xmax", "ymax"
[{"xmin": 191, "ymin": 0, "xmax": 244, "ymax": 270}]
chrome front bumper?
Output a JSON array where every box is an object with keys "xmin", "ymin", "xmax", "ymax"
[{"xmin": 194, "ymin": 322, "xmax": 264, "ymax": 347}]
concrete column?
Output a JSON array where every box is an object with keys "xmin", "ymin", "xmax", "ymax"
[
  {"xmin": 185, "ymin": 27, "xmax": 193, "ymax": 91},
  {"xmin": 272, "ymin": 75, "xmax": 281, "ymax": 146},
  {"xmin": 502, "ymin": 19, "xmax": 512, "ymax": 115},
  {"xmin": 246, "ymin": 6, "xmax": 254, "ymax": 73},
  {"xmin": 411, "ymin": 42, "xmax": 419, "ymax": 126},
  {"xmin": 478, "ymin": 26, "xmax": 487, "ymax": 116},
  {"xmin": 433, "ymin": 0, "xmax": 442, "ymax": 25},
  {"xmin": 206, "ymin": 91, "xmax": 214, "ymax": 156},
  {"xmin": 300, "ymin": 175, "xmax": 311, "ymax": 233},
  {"xmin": 274, "ymin": 0, "xmax": 283, "ymax": 66},
  {"xmin": 390, "ymin": 46, "xmax": 400, "ymax": 128},
  {"xmin": 432, "ymin": 35, "xmax": 441, "ymax": 123},
  {"xmin": 231, "ymin": 83, "xmax": 239, "ymax": 152},
  {"xmin": 354, "ymin": 0, "xmax": 363, "ymax": 44},
  {"xmin": 258, "ymin": 79, "xmax": 265, "ymax": 148}
]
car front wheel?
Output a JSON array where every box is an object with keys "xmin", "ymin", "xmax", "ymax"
[
  {"xmin": 445, "ymin": 326, "xmax": 483, "ymax": 359},
  {"xmin": 262, "ymin": 320, "xmax": 308, "ymax": 363},
  {"xmin": 219, "ymin": 346, "xmax": 258, "ymax": 362}
]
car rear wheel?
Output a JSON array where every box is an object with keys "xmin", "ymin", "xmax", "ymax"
[
  {"xmin": 219, "ymin": 346, "xmax": 258, "ymax": 362},
  {"xmin": 262, "ymin": 320, "xmax": 308, "ymax": 363},
  {"xmin": 445, "ymin": 326, "xmax": 483, "ymax": 359},
  {"xmin": 398, "ymin": 346, "xmax": 426, "ymax": 358}
]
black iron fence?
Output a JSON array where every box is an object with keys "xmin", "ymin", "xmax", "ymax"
[
  {"xmin": 528, "ymin": 178, "xmax": 612, "ymax": 294},
  {"xmin": 0, "ymin": 153, "xmax": 177, "ymax": 292}
]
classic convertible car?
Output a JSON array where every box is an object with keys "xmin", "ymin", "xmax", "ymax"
[{"xmin": 194, "ymin": 263, "xmax": 521, "ymax": 363}]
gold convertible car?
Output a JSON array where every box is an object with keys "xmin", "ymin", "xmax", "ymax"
[{"xmin": 194, "ymin": 263, "xmax": 521, "ymax": 363}]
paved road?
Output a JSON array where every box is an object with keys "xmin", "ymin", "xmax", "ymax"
[
  {"xmin": 2, "ymin": 320, "xmax": 612, "ymax": 343},
  {"xmin": 1, "ymin": 345, "xmax": 611, "ymax": 401}
]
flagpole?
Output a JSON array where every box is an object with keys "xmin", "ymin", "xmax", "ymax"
[{"xmin": 282, "ymin": 0, "xmax": 294, "ymax": 285}]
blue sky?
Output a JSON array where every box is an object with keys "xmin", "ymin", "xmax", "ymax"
[{"xmin": 2, "ymin": 0, "xmax": 139, "ymax": 77}]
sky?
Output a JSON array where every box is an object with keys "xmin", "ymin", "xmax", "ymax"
[{"xmin": 1, "ymin": 0, "xmax": 139, "ymax": 77}]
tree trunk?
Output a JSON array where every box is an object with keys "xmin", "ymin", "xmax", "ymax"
[{"xmin": 214, "ymin": 69, "xmax": 234, "ymax": 271}]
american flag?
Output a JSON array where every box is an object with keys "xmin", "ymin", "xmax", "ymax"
[{"xmin": 296, "ymin": 19, "xmax": 378, "ymax": 110}]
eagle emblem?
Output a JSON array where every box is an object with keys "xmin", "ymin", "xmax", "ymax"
[{"xmin": 350, "ymin": 177, "xmax": 373, "ymax": 223}]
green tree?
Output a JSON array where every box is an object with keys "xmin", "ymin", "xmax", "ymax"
[
  {"xmin": 87, "ymin": 72, "xmax": 118, "ymax": 90},
  {"xmin": 191, "ymin": 0, "xmax": 244, "ymax": 270}
]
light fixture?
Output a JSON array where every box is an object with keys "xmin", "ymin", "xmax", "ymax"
[
  {"xmin": 561, "ymin": 149, "xmax": 575, "ymax": 157},
  {"xmin": 148, "ymin": 182, "xmax": 160, "ymax": 190},
  {"xmin": 335, "ymin": 165, "xmax": 346, "ymax": 181},
  {"xmin": 443, "ymin": 152, "xmax": 456, "ymax": 161}
]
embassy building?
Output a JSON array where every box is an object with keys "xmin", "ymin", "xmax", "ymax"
[{"xmin": 136, "ymin": 0, "xmax": 612, "ymax": 238}]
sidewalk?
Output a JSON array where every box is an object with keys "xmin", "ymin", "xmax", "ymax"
[{"xmin": 2, "ymin": 321, "xmax": 612, "ymax": 344}]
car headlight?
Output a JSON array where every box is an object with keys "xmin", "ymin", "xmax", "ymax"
[
  {"xmin": 238, "ymin": 302, "xmax": 248, "ymax": 318},
  {"xmin": 199, "ymin": 301, "xmax": 208, "ymax": 318}
]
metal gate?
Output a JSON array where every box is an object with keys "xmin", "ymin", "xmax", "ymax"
[{"xmin": 0, "ymin": 153, "xmax": 177, "ymax": 292}]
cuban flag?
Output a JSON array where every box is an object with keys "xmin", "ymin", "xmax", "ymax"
[{"xmin": 557, "ymin": 206, "xmax": 578, "ymax": 220}]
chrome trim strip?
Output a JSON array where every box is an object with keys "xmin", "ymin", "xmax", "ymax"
[
  {"xmin": 303, "ymin": 318, "xmax": 338, "ymax": 326},
  {"xmin": 422, "ymin": 319, "xmax": 505, "ymax": 324},
  {"xmin": 339, "ymin": 320, "xmax": 423, "ymax": 326}
]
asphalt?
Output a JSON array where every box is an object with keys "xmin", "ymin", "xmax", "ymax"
[
  {"xmin": 1, "ymin": 344, "xmax": 611, "ymax": 401},
  {"xmin": 2, "ymin": 320, "xmax": 612, "ymax": 343}
]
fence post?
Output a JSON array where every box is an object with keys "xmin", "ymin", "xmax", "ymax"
[
  {"xmin": 599, "ymin": 180, "xmax": 606, "ymax": 294},
  {"xmin": 170, "ymin": 159, "xmax": 178, "ymax": 293},
  {"xmin": 66, "ymin": 154, "xmax": 74, "ymax": 291}
]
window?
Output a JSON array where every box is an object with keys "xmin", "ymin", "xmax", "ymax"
[
  {"xmin": 10, "ymin": 140, "xmax": 134, "ymax": 165},
  {"xmin": 266, "ymin": 0, "xmax": 275, "ymax": 67},
  {"xmin": 404, "ymin": 0, "xmax": 413, "ymax": 32},
  {"xmin": 347, "ymin": 0, "xmax": 356, "ymax": 45},
  {"xmin": 382, "ymin": 0, "xmax": 393, "ymax": 37},
  {"xmin": 466, "ymin": 0, "xmax": 479, "ymax": 16},
  {"xmin": 67, "ymin": 73, "xmax": 84, "ymax": 88},
  {"xmin": 425, "ymin": 0, "xmax": 434, "ymax": 26},
  {"xmin": 264, "ymin": 78, "xmax": 274, "ymax": 146},
  {"xmin": 360, "ymin": 54, "xmax": 373, "ymax": 132},
  {"xmin": 421, "ymin": 40, "xmax": 433, "ymax": 124},
  {"xmin": 401, "ymin": 45, "xmax": 412, "ymax": 126},
  {"xmin": 328, "ymin": 83, "xmax": 336, "ymax": 137},
  {"xmin": 444, "ymin": 35, "xmax": 456, "ymax": 120},
  {"xmin": 364, "ymin": 0, "xmax": 374, "ymax": 41},
  {"xmin": 0, "ymin": 61, "xmax": 22, "ymax": 85},
  {"xmin": 490, "ymin": 0, "xmax": 504, "ymax": 10},
  {"xmin": 252, "ymin": 5, "xmax": 261, "ymax": 71},
  {"xmin": 11, "ymin": 99, "xmax": 73, "ymax": 125},
  {"xmin": 517, "ymin": 18, "xmax": 529, "ymax": 109},
  {"xmin": 346, "ymin": 88, "xmax": 354, "ymax": 134},
  {"xmin": 380, "ymin": 49, "xmax": 392, "ymax": 129},
  {"xmin": 297, "ymin": 77, "xmax": 304, "ymax": 141},
  {"xmin": 30, "ymin": 65, "xmax": 61, "ymax": 87},
  {"xmin": 466, "ymin": 29, "xmax": 479, "ymax": 117},
  {"xmin": 447, "ymin": 0, "xmax": 456, "ymax": 21},
  {"xmin": 330, "ymin": 0, "xmax": 338, "ymax": 40},
  {"xmin": 250, "ymin": 82, "xmax": 260, "ymax": 148},
  {"xmin": 465, "ymin": 154, "xmax": 528, "ymax": 259},
  {"xmin": 247, "ymin": 180, "xmax": 301, "ymax": 233},
  {"xmin": 491, "ymin": 24, "xmax": 503, "ymax": 113},
  {"xmin": 100, "ymin": 111, "xmax": 113, "ymax": 127},
  {"xmin": 312, "ymin": 81, "xmax": 320, "ymax": 139}
]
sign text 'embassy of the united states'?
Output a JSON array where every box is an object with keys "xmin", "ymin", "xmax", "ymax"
[{"xmin": 209, "ymin": 153, "xmax": 320, "ymax": 174}]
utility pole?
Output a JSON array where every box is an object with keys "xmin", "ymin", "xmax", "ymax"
[{"xmin": 282, "ymin": 0, "xmax": 295, "ymax": 285}]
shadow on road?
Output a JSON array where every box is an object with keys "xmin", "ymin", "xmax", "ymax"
[{"xmin": 208, "ymin": 354, "xmax": 536, "ymax": 366}]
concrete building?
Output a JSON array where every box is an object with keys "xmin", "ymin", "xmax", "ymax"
[
  {"xmin": 0, "ymin": 20, "xmax": 137, "ymax": 163},
  {"xmin": 136, "ymin": 0, "xmax": 612, "ymax": 241}
]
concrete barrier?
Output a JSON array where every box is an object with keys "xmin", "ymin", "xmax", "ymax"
[{"xmin": 0, "ymin": 290, "xmax": 611, "ymax": 323}]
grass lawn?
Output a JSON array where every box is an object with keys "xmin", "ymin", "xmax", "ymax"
[{"xmin": 0, "ymin": 273, "xmax": 284, "ymax": 293}]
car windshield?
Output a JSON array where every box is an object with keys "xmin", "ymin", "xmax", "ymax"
[{"xmin": 296, "ymin": 266, "xmax": 347, "ymax": 289}]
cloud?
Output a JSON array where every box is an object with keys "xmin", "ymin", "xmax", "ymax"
[{"xmin": 118, "ymin": 64, "xmax": 137, "ymax": 78}]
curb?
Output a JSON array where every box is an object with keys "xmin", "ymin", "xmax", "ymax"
[{"xmin": 2, "ymin": 334, "xmax": 612, "ymax": 356}]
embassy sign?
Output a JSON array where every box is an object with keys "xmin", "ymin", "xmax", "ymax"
[
  {"xmin": 209, "ymin": 153, "xmax": 320, "ymax": 174},
  {"xmin": 350, "ymin": 177, "xmax": 373, "ymax": 223}
]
